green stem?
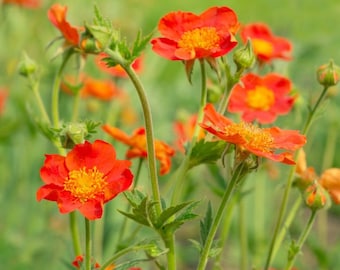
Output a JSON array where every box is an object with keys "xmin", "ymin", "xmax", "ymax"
[
  {"xmin": 70, "ymin": 212, "xmax": 82, "ymax": 256},
  {"xmin": 51, "ymin": 50, "xmax": 73, "ymax": 128},
  {"xmin": 85, "ymin": 218, "xmax": 92, "ymax": 270},
  {"xmin": 264, "ymin": 85, "xmax": 329, "ymax": 269},
  {"xmin": 239, "ymin": 197, "xmax": 248, "ymax": 270},
  {"xmin": 197, "ymin": 163, "xmax": 245, "ymax": 270},
  {"xmin": 162, "ymin": 232, "xmax": 176, "ymax": 270},
  {"xmin": 170, "ymin": 59, "xmax": 208, "ymax": 205},
  {"xmin": 106, "ymin": 49, "xmax": 162, "ymax": 216},
  {"xmin": 284, "ymin": 210, "xmax": 317, "ymax": 270}
]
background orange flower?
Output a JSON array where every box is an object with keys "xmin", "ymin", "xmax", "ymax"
[
  {"xmin": 2, "ymin": 0, "xmax": 40, "ymax": 8},
  {"xmin": 240, "ymin": 22, "xmax": 292, "ymax": 63},
  {"xmin": 151, "ymin": 6, "xmax": 239, "ymax": 61},
  {"xmin": 228, "ymin": 73, "xmax": 295, "ymax": 124},
  {"xmin": 36, "ymin": 140, "xmax": 133, "ymax": 220}
]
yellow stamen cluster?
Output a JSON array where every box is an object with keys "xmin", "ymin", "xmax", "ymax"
[
  {"xmin": 178, "ymin": 27, "xmax": 220, "ymax": 51},
  {"xmin": 246, "ymin": 86, "xmax": 275, "ymax": 110},
  {"xmin": 225, "ymin": 122, "xmax": 274, "ymax": 152},
  {"xmin": 64, "ymin": 167, "xmax": 107, "ymax": 203}
]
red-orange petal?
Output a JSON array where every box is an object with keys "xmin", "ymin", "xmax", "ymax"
[{"xmin": 40, "ymin": 154, "xmax": 68, "ymax": 185}]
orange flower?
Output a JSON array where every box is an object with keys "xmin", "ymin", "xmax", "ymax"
[
  {"xmin": 48, "ymin": 4, "xmax": 80, "ymax": 46},
  {"xmin": 200, "ymin": 104, "xmax": 306, "ymax": 164},
  {"xmin": 95, "ymin": 53, "xmax": 144, "ymax": 78},
  {"xmin": 228, "ymin": 73, "xmax": 295, "ymax": 124},
  {"xmin": 173, "ymin": 114, "xmax": 205, "ymax": 153},
  {"xmin": 2, "ymin": 0, "xmax": 40, "ymax": 8},
  {"xmin": 102, "ymin": 125, "xmax": 175, "ymax": 175},
  {"xmin": 61, "ymin": 74, "xmax": 121, "ymax": 101},
  {"xmin": 240, "ymin": 23, "xmax": 292, "ymax": 63},
  {"xmin": 36, "ymin": 140, "xmax": 133, "ymax": 220},
  {"xmin": 0, "ymin": 88, "xmax": 7, "ymax": 116},
  {"xmin": 296, "ymin": 149, "xmax": 340, "ymax": 204},
  {"xmin": 151, "ymin": 6, "xmax": 239, "ymax": 61},
  {"xmin": 72, "ymin": 255, "xmax": 100, "ymax": 269}
]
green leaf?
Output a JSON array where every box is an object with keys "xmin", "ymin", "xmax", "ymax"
[
  {"xmin": 155, "ymin": 202, "xmax": 192, "ymax": 229},
  {"xmin": 188, "ymin": 140, "xmax": 227, "ymax": 169},
  {"xmin": 131, "ymin": 30, "xmax": 154, "ymax": 59},
  {"xmin": 200, "ymin": 202, "xmax": 213, "ymax": 246}
]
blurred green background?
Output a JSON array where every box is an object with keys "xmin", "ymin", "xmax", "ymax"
[{"xmin": 1, "ymin": 0, "xmax": 340, "ymax": 269}]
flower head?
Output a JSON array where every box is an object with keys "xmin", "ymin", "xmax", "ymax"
[
  {"xmin": 296, "ymin": 149, "xmax": 340, "ymax": 204},
  {"xmin": 48, "ymin": 4, "xmax": 80, "ymax": 47},
  {"xmin": 151, "ymin": 6, "xmax": 239, "ymax": 61},
  {"xmin": 37, "ymin": 140, "xmax": 133, "ymax": 220},
  {"xmin": 240, "ymin": 23, "xmax": 292, "ymax": 63},
  {"xmin": 95, "ymin": 53, "xmax": 144, "ymax": 78},
  {"xmin": 3, "ymin": 0, "xmax": 41, "ymax": 8},
  {"xmin": 228, "ymin": 73, "xmax": 295, "ymax": 124},
  {"xmin": 200, "ymin": 104, "xmax": 306, "ymax": 164},
  {"xmin": 102, "ymin": 125, "xmax": 175, "ymax": 175}
]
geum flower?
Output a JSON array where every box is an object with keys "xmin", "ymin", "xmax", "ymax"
[
  {"xmin": 199, "ymin": 104, "xmax": 306, "ymax": 164},
  {"xmin": 102, "ymin": 125, "xmax": 175, "ymax": 175},
  {"xmin": 151, "ymin": 6, "xmax": 239, "ymax": 61},
  {"xmin": 95, "ymin": 53, "xmax": 144, "ymax": 78},
  {"xmin": 228, "ymin": 73, "xmax": 295, "ymax": 124},
  {"xmin": 36, "ymin": 140, "xmax": 133, "ymax": 220},
  {"xmin": 240, "ymin": 23, "xmax": 292, "ymax": 63},
  {"xmin": 48, "ymin": 4, "xmax": 81, "ymax": 48},
  {"xmin": 296, "ymin": 149, "xmax": 340, "ymax": 204},
  {"xmin": 2, "ymin": 0, "xmax": 41, "ymax": 8}
]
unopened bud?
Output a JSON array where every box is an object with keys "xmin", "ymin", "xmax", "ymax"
[
  {"xmin": 316, "ymin": 60, "xmax": 340, "ymax": 87},
  {"xmin": 18, "ymin": 53, "xmax": 37, "ymax": 77},
  {"xmin": 233, "ymin": 39, "xmax": 255, "ymax": 71},
  {"xmin": 303, "ymin": 182, "xmax": 329, "ymax": 210},
  {"xmin": 61, "ymin": 122, "xmax": 88, "ymax": 148}
]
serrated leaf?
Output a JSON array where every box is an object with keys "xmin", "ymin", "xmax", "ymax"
[
  {"xmin": 124, "ymin": 190, "xmax": 147, "ymax": 208},
  {"xmin": 131, "ymin": 30, "xmax": 154, "ymax": 59},
  {"xmin": 200, "ymin": 202, "xmax": 213, "ymax": 246},
  {"xmin": 175, "ymin": 201, "xmax": 200, "ymax": 223},
  {"xmin": 155, "ymin": 202, "xmax": 192, "ymax": 229},
  {"xmin": 118, "ymin": 209, "xmax": 150, "ymax": 227},
  {"xmin": 188, "ymin": 140, "xmax": 227, "ymax": 169}
]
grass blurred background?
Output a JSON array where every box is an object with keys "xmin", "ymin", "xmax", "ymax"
[{"xmin": 1, "ymin": 0, "xmax": 340, "ymax": 269}]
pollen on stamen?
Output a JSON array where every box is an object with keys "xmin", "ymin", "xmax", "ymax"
[
  {"xmin": 64, "ymin": 166, "xmax": 107, "ymax": 203},
  {"xmin": 178, "ymin": 27, "xmax": 220, "ymax": 51}
]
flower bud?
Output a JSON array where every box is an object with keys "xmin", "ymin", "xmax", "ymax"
[
  {"xmin": 303, "ymin": 182, "xmax": 329, "ymax": 210},
  {"xmin": 316, "ymin": 60, "xmax": 340, "ymax": 87},
  {"xmin": 18, "ymin": 53, "xmax": 37, "ymax": 77},
  {"xmin": 233, "ymin": 39, "xmax": 255, "ymax": 71},
  {"xmin": 60, "ymin": 122, "xmax": 88, "ymax": 148}
]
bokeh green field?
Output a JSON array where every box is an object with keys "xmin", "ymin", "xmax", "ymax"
[{"xmin": 1, "ymin": 0, "xmax": 340, "ymax": 269}]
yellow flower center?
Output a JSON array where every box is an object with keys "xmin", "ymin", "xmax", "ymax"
[
  {"xmin": 252, "ymin": 38, "xmax": 274, "ymax": 57},
  {"xmin": 225, "ymin": 122, "xmax": 274, "ymax": 152},
  {"xmin": 178, "ymin": 27, "xmax": 220, "ymax": 51},
  {"xmin": 64, "ymin": 167, "xmax": 107, "ymax": 203},
  {"xmin": 246, "ymin": 86, "xmax": 275, "ymax": 111}
]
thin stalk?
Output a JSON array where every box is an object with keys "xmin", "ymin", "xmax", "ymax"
[
  {"xmin": 284, "ymin": 210, "xmax": 317, "ymax": 270},
  {"xmin": 264, "ymin": 86, "xmax": 330, "ymax": 269},
  {"xmin": 51, "ymin": 50, "xmax": 73, "ymax": 128},
  {"xmin": 170, "ymin": 59, "xmax": 208, "ymax": 205},
  {"xmin": 197, "ymin": 163, "xmax": 245, "ymax": 270},
  {"xmin": 239, "ymin": 197, "xmax": 248, "ymax": 270},
  {"xmin": 85, "ymin": 218, "xmax": 92, "ymax": 270},
  {"xmin": 70, "ymin": 212, "xmax": 82, "ymax": 256}
]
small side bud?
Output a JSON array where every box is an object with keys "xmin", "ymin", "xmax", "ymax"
[
  {"xmin": 18, "ymin": 53, "xmax": 37, "ymax": 77},
  {"xmin": 316, "ymin": 60, "xmax": 340, "ymax": 87},
  {"xmin": 303, "ymin": 182, "xmax": 329, "ymax": 210},
  {"xmin": 60, "ymin": 122, "xmax": 88, "ymax": 148},
  {"xmin": 233, "ymin": 39, "xmax": 255, "ymax": 71}
]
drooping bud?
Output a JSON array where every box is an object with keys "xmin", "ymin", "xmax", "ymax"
[
  {"xmin": 18, "ymin": 53, "xmax": 37, "ymax": 77},
  {"xmin": 303, "ymin": 182, "xmax": 329, "ymax": 210},
  {"xmin": 233, "ymin": 39, "xmax": 255, "ymax": 71},
  {"xmin": 316, "ymin": 60, "xmax": 340, "ymax": 87}
]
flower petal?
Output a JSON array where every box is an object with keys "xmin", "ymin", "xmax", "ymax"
[
  {"xmin": 40, "ymin": 154, "xmax": 68, "ymax": 186},
  {"xmin": 78, "ymin": 199, "xmax": 104, "ymax": 220}
]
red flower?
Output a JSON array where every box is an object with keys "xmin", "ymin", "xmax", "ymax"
[
  {"xmin": 240, "ymin": 23, "xmax": 292, "ymax": 63},
  {"xmin": 0, "ymin": 88, "xmax": 7, "ymax": 116},
  {"xmin": 200, "ymin": 104, "xmax": 306, "ymax": 164},
  {"xmin": 102, "ymin": 125, "xmax": 175, "ymax": 175},
  {"xmin": 2, "ymin": 0, "xmax": 40, "ymax": 8},
  {"xmin": 151, "ymin": 6, "xmax": 239, "ymax": 61},
  {"xmin": 37, "ymin": 140, "xmax": 133, "ymax": 220},
  {"xmin": 95, "ymin": 53, "xmax": 144, "ymax": 78},
  {"xmin": 48, "ymin": 4, "xmax": 80, "ymax": 46},
  {"xmin": 228, "ymin": 73, "xmax": 295, "ymax": 124},
  {"xmin": 173, "ymin": 114, "xmax": 205, "ymax": 153},
  {"xmin": 61, "ymin": 74, "xmax": 122, "ymax": 101}
]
